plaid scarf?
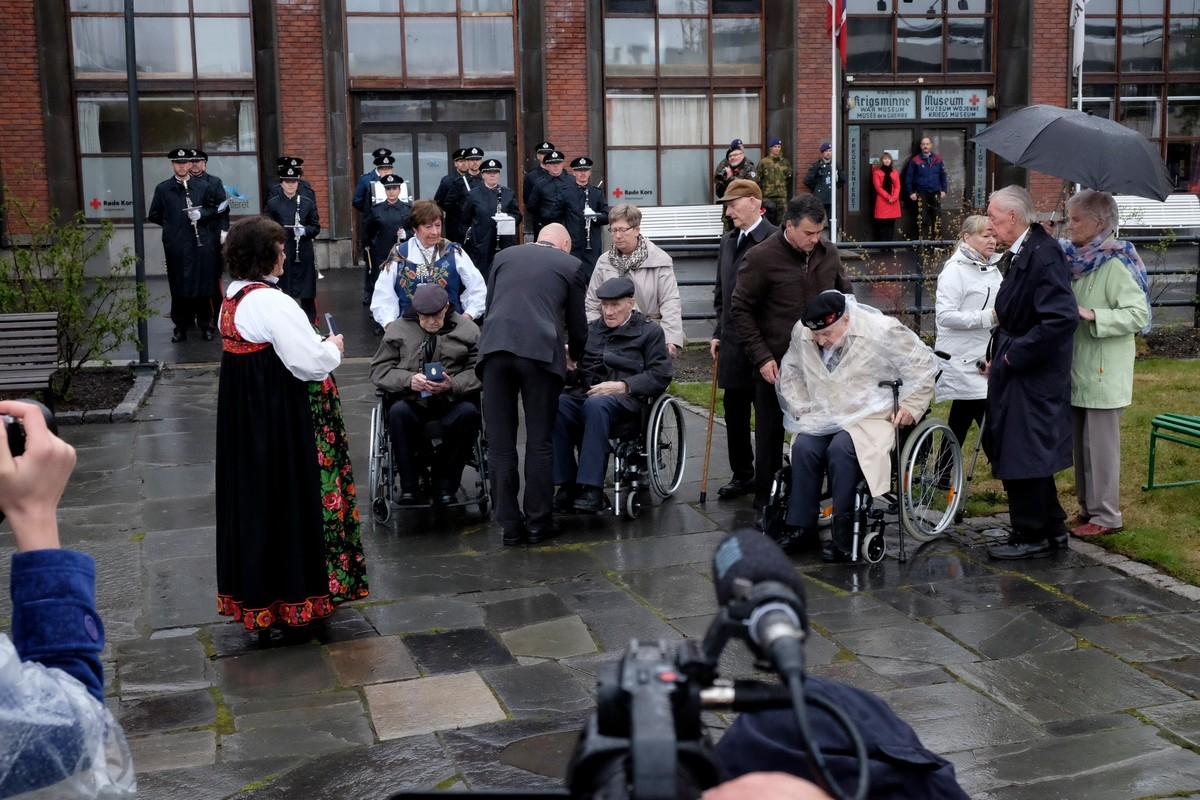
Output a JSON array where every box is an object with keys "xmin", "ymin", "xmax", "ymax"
[{"xmin": 609, "ymin": 235, "xmax": 649, "ymax": 275}]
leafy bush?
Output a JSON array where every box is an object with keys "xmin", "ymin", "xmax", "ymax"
[{"xmin": 0, "ymin": 194, "xmax": 152, "ymax": 399}]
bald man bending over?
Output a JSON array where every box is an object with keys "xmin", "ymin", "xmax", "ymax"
[{"xmin": 478, "ymin": 223, "xmax": 589, "ymax": 546}]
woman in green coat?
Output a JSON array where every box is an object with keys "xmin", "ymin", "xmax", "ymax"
[{"xmin": 1060, "ymin": 189, "xmax": 1151, "ymax": 538}]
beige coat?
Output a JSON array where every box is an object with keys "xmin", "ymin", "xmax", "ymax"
[
  {"xmin": 777, "ymin": 306, "xmax": 936, "ymax": 496},
  {"xmin": 586, "ymin": 238, "xmax": 684, "ymax": 348}
]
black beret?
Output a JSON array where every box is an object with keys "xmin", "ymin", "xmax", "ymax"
[
  {"xmin": 802, "ymin": 291, "xmax": 847, "ymax": 330},
  {"xmin": 596, "ymin": 276, "xmax": 636, "ymax": 300}
]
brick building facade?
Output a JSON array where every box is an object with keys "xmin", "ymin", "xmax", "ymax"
[{"xmin": 1, "ymin": 0, "xmax": 1197, "ymax": 264}]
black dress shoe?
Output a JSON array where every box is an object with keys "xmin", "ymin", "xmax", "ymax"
[
  {"xmin": 775, "ymin": 526, "xmax": 820, "ymax": 555},
  {"xmin": 171, "ymin": 330, "xmax": 186, "ymax": 343},
  {"xmin": 574, "ymin": 486, "xmax": 610, "ymax": 514},
  {"xmin": 202, "ymin": 329, "xmax": 215, "ymax": 342},
  {"xmin": 1049, "ymin": 530, "xmax": 1070, "ymax": 550},
  {"xmin": 987, "ymin": 540, "xmax": 1054, "ymax": 560},
  {"xmin": 553, "ymin": 483, "xmax": 580, "ymax": 513},
  {"xmin": 437, "ymin": 489, "xmax": 456, "ymax": 505},
  {"xmin": 717, "ymin": 477, "xmax": 755, "ymax": 499},
  {"xmin": 397, "ymin": 490, "xmax": 421, "ymax": 506},
  {"xmin": 527, "ymin": 522, "xmax": 562, "ymax": 545},
  {"xmin": 503, "ymin": 525, "xmax": 528, "ymax": 546}
]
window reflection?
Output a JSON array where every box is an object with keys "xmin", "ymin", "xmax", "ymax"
[
  {"xmin": 135, "ymin": 17, "xmax": 194, "ymax": 76},
  {"xmin": 405, "ymin": 17, "xmax": 459, "ymax": 76},
  {"xmin": 712, "ymin": 17, "xmax": 760, "ymax": 75},
  {"xmin": 72, "ymin": 17, "xmax": 126, "ymax": 76},
  {"xmin": 348, "ymin": 17, "xmax": 403, "ymax": 77},
  {"xmin": 658, "ymin": 17, "xmax": 710, "ymax": 76},
  {"xmin": 1121, "ymin": 18, "xmax": 1164, "ymax": 71},
  {"xmin": 463, "ymin": 17, "xmax": 514, "ymax": 76},
  {"xmin": 847, "ymin": 17, "xmax": 893, "ymax": 72},
  {"xmin": 897, "ymin": 16, "xmax": 943, "ymax": 73},
  {"xmin": 605, "ymin": 18, "xmax": 657, "ymax": 76}
]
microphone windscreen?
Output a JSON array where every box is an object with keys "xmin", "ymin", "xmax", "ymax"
[{"xmin": 712, "ymin": 528, "xmax": 806, "ymax": 607}]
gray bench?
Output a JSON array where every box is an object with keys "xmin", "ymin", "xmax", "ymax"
[
  {"xmin": 0, "ymin": 312, "xmax": 60, "ymax": 409},
  {"xmin": 1115, "ymin": 194, "xmax": 1200, "ymax": 236},
  {"xmin": 637, "ymin": 205, "xmax": 725, "ymax": 245}
]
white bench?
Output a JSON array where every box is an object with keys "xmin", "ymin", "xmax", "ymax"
[
  {"xmin": 637, "ymin": 204, "xmax": 724, "ymax": 244},
  {"xmin": 1115, "ymin": 194, "xmax": 1200, "ymax": 236}
]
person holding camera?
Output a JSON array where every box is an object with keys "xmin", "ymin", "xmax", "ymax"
[
  {"xmin": 934, "ymin": 214, "xmax": 1003, "ymax": 450},
  {"xmin": 552, "ymin": 276, "xmax": 674, "ymax": 514},
  {"xmin": 0, "ymin": 401, "xmax": 136, "ymax": 797},
  {"xmin": 369, "ymin": 283, "xmax": 482, "ymax": 506}
]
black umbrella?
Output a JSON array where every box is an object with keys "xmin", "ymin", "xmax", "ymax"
[{"xmin": 971, "ymin": 104, "xmax": 1175, "ymax": 201}]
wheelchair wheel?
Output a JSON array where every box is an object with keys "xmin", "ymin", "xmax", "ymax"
[
  {"xmin": 625, "ymin": 491, "xmax": 641, "ymax": 519},
  {"xmin": 368, "ymin": 403, "xmax": 383, "ymax": 504},
  {"xmin": 368, "ymin": 402, "xmax": 394, "ymax": 524},
  {"xmin": 473, "ymin": 434, "xmax": 490, "ymax": 519},
  {"xmin": 861, "ymin": 529, "xmax": 886, "ymax": 563},
  {"xmin": 898, "ymin": 418, "xmax": 964, "ymax": 543},
  {"xmin": 647, "ymin": 395, "xmax": 687, "ymax": 498},
  {"xmin": 762, "ymin": 463, "xmax": 791, "ymax": 541}
]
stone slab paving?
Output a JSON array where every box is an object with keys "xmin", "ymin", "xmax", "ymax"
[{"xmin": 7, "ymin": 356, "xmax": 1200, "ymax": 798}]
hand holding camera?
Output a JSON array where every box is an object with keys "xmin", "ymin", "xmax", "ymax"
[{"xmin": 0, "ymin": 400, "xmax": 74, "ymax": 550}]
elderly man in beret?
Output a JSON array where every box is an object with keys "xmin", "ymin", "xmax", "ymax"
[
  {"xmin": 774, "ymin": 290, "xmax": 937, "ymax": 561},
  {"xmin": 553, "ymin": 276, "xmax": 674, "ymax": 514},
  {"xmin": 369, "ymin": 283, "xmax": 481, "ymax": 506}
]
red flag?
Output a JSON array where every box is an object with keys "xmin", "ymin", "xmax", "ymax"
[{"xmin": 828, "ymin": 0, "xmax": 847, "ymax": 68}]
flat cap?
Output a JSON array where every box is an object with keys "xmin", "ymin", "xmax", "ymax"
[
  {"xmin": 411, "ymin": 283, "xmax": 450, "ymax": 315},
  {"xmin": 596, "ymin": 276, "xmax": 636, "ymax": 300},
  {"xmin": 717, "ymin": 179, "xmax": 761, "ymax": 203}
]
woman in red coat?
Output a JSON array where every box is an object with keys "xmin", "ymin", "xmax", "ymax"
[{"xmin": 872, "ymin": 152, "xmax": 902, "ymax": 246}]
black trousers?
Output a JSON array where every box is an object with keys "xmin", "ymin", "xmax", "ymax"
[
  {"xmin": 946, "ymin": 399, "xmax": 986, "ymax": 451},
  {"xmin": 752, "ymin": 374, "xmax": 786, "ymax": 509},
  {"xmin": 481, "ymin": 352, "xmax": 563, "ymax": 537},
  {"xmin": 1002, "ymin": 475, "xmax": 1067, "ymax": 543},
  {"xmin": 171, "ymin": 295, "xmax": 213, "ymax": 334},
  {"xmin": 914, "ymin": 191, "xmax": 942, "ymax": 236},
  {"xmin": 723, "ymin": 385, "xmax": 755, "ymax": 483},
  {"xmin": 388, "ymin": 398, "xmax": 481, "ymax": 493}
]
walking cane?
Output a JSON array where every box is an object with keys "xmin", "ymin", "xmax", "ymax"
[{"xmin": 699, "ymin": 350, "xmax": 720, "ymax": 504}]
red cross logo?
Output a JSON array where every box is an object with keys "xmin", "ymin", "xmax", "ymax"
[
  {"xmin": 612, "ymin": 187, "xmax": 623, "ymax": 198},
  {"xmin": 89, "ymin": 197, "xmax": 102, "ymax": 210},
  {"xmin": 969, "ymin": 94, "xmax": 981, "ymax": 106}
]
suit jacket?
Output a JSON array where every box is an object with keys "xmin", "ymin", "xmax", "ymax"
[
  {"xmin": 713, "ymin": 217, "xmax": 777, "ymax": 389},
  {"xmin": 985, "ymin": 224, "xmax": 1078, "ymax": 480},
  {"xmin": 478, "ymin": 243, "xmax": 588, "ymax": 379}
]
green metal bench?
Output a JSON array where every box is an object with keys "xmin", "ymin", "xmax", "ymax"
[{"xmin": 1143, "ymin": 413, "xmax": 1200, "ymax": 491}]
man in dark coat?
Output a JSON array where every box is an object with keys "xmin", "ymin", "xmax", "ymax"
[
  {"xmin": 188, "ymin": 149, "xmax": 229, "ymax": 337},
  {"xmin": 263, "ymin": 161, "xmax": 321, "ymax": 321},
  {"xmin": 711, "ymin": 179, "xmax": 776, "ymax": 500},
  {"xmin": 537, "ymin": 156, "xmax": 610, "ymax": 280},
  {"xmin": 552, "ymin": 276, "xmax": 673, "ymax": 514},
  {"xmin": 461, "ymin": 158, "xmax": 522, "ymax": 280},
  {"xmin": 527, "ymin": 150, "xmax": 573, "ymax": 238},
  {"xmin": 478, "ymin": 223, "xmax": 588, "ymax": 547},
  {"xmin": 983, "ymin": 186, "xmax": 1078, "ymax": 560},
  {"xmin": 434, "ymin": 148, "xmax": 476, "ymax": 243},
  {"xmin": 265, "ymin": 156, "xmax": 317, "ymax": 203},
  {"xmin": 353, "ymin": 149, "xmax": 405, "ymax": 302},
  {"xmin": 730, "ymin": 193, "xmax": 852, "ymax": 518},
  {"xmin": 147, "ymin": 147, "xmax": 221, "ymax": 343},
  {"xmin": 364, "ymin": 173, "xmax": 414, "ymax": 293},
  {"xmin": 522, "ymin": 141, "xmax": 556, "ymax": 236}
]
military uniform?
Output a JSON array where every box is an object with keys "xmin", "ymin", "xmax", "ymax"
[
  {"xmin": 434, "ymin": 148, "xmax": 479, "ymax": 243},
  {"xmin": 462, "ymin": 159, "xmax": 522, "ymax": 280},
  {"xmin": 364, "ymin": 174, "xmax": 414, "ymax": 294},
  {"xmin": 521, "ymin": 141, "xmax": 556, "ymax": 236},
  {"xmin": 264, "ymin": 161, "xmax": 321, "ymax": 321},
  {"xmin": 554, "ymin": 156, "xmax": 610, "ymax": 280},
  {"xmin": 189, "ymin": 148, "xmax": 230, "ymax": 333},
  {"xmin": 756, "ymin": 143, "xmax": 793, "ymax": 226}
]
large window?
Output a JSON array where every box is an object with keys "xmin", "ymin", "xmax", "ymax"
[
  {"xmin": 603, "ymin": 0, "xmax": 763, "ymax": 204},
  {"xmin": 346, "ymin": 0, "xmax": 515, "ymax": 81},
  {"xmin": 1077, "ymin": 1, "xmax": 1200, "ymax": 190},
  {"xmin": 845, "ymin": 0, "xmax": 993, "ymax": 76},
  {"xmin": 69, "ymin": 0, "xmax": 258, "ymax": 219}
]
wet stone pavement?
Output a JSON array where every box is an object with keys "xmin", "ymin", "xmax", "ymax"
[{"xmin": 8, "ymin": 281, "xmax": 1200, "ymax": 797}]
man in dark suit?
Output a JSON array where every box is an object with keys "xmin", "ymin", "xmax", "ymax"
[
  {"xmin": 982, "ymin": 186, "xmax": 1078, "ymax": 560},
  {"xmin": 711, "ymin": 179, "xmax": 777, "ymax": 500},
  {"xmin": 478, "ymin": 223, "xmax": 588, "ymax": 546}
]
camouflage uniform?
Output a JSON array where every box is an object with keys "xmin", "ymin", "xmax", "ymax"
[{"xmin": 756, "ymin": 153, "xmax": 793, "ymax": 225}]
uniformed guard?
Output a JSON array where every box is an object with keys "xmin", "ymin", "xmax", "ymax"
[
  {"xmin": 189, "ymin": 148, "xmax": 230, "ymax": 336},
  {"xmin": 263, "ymin": 161, "xmax": 321, "ymax": 321},
  {"xmin": 435, "ymin": 148, "xmax": 479, "ymax": 243},
  {"xmin": 521, "ymin": 141, "xmax": 556, "ymax": 236},
  {"xmin": 364, "ymin": 173, "xmax": 414, "ymax": 330},
  {"xmin": 266, "ymin": 156, "xmax": 317, "ymax": 203},
  {"xmin": 757, "ymin": 137, "xmax": 793, "ymax": 226},
  {"xmin": 147, "ymin": 147, "xmax": 221, "ymax": 342},
  {"xmin": 559, "ymin": 156, "xmax": 611, "ymax": 280},
  {"xmin": 527, "ymin": 150, "xmax": 573, "ymax": 238},
  {"xmin": 714, "ymin": 140, "xmax": 758, "ymax": 232},
  {"xmin": 462, "ymin": 158, "xmax": 522, "ymax": 280},
  {"xmin": 354, "ymin": 148, "xmax": 405, "ymax": 302}
]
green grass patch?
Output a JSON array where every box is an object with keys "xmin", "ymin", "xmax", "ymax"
[{"xmin": 671, "ymin": 358, "xmax": 1200, "ymax": 584}]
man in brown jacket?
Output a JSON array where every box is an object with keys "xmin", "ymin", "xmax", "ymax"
[{"xmin": 730, "ymin": 193, "xmax": 853, "ymax": 520}]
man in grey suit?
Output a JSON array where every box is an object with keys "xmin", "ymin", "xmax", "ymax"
[
  {"xmin": 478, "ymin": 223, "xmax": 588, "ymax": 546},
  {"xmin": 711, "ymin": 179, "xmax": 777, "ymax": 500}
]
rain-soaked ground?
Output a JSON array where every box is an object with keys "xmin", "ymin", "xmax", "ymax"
[{"xmin": 8, "ymin": 266, "xmax": 1200, "ymax": 799}]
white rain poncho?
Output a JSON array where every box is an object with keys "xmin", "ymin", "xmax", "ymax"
[
  {"xmin": 0, "ymin": 635, "xmax": 136, "ymax": 798},
  {"xmin": 776, "ymin": 296, "xmax": 938, "ymax": 495}
]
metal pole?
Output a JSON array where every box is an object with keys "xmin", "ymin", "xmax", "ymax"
[{"xmin": 125, "ymin": 0, "xmax": 150, "ymax": 366}]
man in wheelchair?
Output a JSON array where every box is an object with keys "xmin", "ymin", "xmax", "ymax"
[
  {"xmin": 775, "ymin": 290, "xmax": 937, "ymax": 561},
  {"xmin": 369, "ymin": 283, "xmax": 481, "ymax": 505},
  {"xmin": 553, "ymin": 276, "xmax": 674, "ymax": 514}
]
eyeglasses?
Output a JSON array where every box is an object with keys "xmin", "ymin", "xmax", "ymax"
[{"xmin": 610, "ymin": 226, "xmax": 637, "ymax": 235}]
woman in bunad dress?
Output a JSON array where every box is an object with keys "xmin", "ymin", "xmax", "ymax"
[{"xmin": 215, "ymin": 215, "xmax": 368, "ymax": 638}]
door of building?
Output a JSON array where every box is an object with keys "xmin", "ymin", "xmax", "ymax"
[
  {"xmin": 352, "ymin": 91, "xmax": 516, "ymax": 200},
  {"xmin": 854, "ymin": 126, "xmax": 973, "ymax": 244}
]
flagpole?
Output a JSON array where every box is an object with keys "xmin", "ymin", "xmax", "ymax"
[
  {"xmin": 830, "ymin": 4, "xmax": 839, "ymax": 243},
  {"xmin": 1072, "ymin": 0, "xmax": 1087, "ymax": 112}
]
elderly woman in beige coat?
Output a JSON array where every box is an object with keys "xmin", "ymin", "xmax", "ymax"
[
  {"xmin": 775, "ymin": 291, "xmax": 937, "ymax": 561},
  {"xmin": 586, "ymin": 203, "xmax": 684, "ymax": 356}
]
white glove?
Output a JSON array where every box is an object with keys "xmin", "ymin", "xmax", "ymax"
[
  {"xmin": 187, "ymin": 208, "xmax": 201, "ymax": 222},
  {"xmin": 397, "ymin": 228, "xmax": 407, "ymax": 242},
  {"xmin": 293, "ymin": 225, "xmax": 305, "ymax": 239},
  {"xmin": 219, "ymin": 230, "xmax": 227, "ymax": 244}
]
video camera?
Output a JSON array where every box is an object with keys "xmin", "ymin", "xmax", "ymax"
[{"xmin": 392, "ymin": 530, "xmax": 870, "ymax": 800}]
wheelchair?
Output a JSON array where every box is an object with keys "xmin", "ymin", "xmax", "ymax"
[
  {"xmin": 367, "ymin": 390, "xmax": 490, "ymax": 524},
  {"xmin": 608, "ymin": 394, "xmax": 688, "ymax": 519},
  {"xmin": 762, "ymin": 379, "xmax": 965, "ymax": 563}
]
